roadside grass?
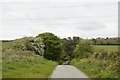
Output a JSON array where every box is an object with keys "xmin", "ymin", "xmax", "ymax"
[
  {"xmin": 94, "ymin": 45, "xmax": 118, "ymax": 52},
  {"xmin": 70, "ymin": 58, "xmax": 118, "ymax": 78},
  {"xmin": 3, "ymin": 56, "xmax": 57, "ymax": 78},
  {"xmin": 70, "ymin": 45, "xmax": 119, "ymax": 78}
]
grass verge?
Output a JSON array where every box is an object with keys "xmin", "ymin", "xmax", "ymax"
[
  {"xmin": 3, "ymin": 56, "xmax": 57, "ymax": 78},
  {"xmin": 70, "ymin": 58, "xmax": 118, "ymax": 78}
]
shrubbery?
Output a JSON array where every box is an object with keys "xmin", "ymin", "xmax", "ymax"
[
  {"xmin": 24, "ymin": 37, "xmax": 45, "ymax": 55},
  {"xmin": 73, "ymin": 39, "xmax": 94, "ymax": 59},
  {"xmin": 2, "ymin": 37, "xmax": 45, "ymax": 59},
  {"xmin": 70, "ymin": 57, "xmax": 118, "ymax": 78}
]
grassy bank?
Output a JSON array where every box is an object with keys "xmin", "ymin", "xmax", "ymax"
[
  {"xmin": 70, "ymin": 58, "xmax": 118, "ymax": 78},
  {"xmin": 2, "ymin": 38, "xmax": 57, "ymax": 78},
  {"xmin": 3, "ymin": 56, "xmax": 57, "ymax": 78},
  {"xmin": 70, "ymin": 45, "xmax": 119, "ymax": 78}
]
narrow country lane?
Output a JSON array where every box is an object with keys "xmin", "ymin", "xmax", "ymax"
[{"xmin": 50, "ymin": 65, "xmax": 89, "ymax": 78}]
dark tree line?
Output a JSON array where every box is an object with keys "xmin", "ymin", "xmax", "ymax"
[{"xmin": 91, "ymin": 37, "xmax": 120, "ymax": 45}]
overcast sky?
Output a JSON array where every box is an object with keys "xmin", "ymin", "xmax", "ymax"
[{"xmin": 0, "ymin": 0, "xmax": 119, "ymax": 40}]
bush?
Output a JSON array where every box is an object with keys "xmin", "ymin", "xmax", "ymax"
[
  {"xmin": 73, "ymin": 39, "xmax": 94, "ymax": 58},
  {"xmin": 24, "ymin": 37, "xmax": 45, "ymax": 55}
]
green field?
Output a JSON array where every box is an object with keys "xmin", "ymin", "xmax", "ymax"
[{"xmin": 94, "ymin": 45, "xmax": 118, "ymax": 52}]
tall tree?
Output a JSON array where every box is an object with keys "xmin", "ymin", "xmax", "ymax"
[{"xmin": 36, "ymin": 32, "xmax": 62, "ymax": 61}]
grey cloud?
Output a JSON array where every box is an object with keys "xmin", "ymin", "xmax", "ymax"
[
  {"xmin": 77, "ymin": 21, "xmax": 106, "ymax": 30},
  {"xmin": 0, "ymin": 1, "xmax": 118, "ymax": 40}
]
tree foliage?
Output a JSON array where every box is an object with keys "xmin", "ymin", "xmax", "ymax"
[
  {"xmin": 73, "ymin": 39, "xmax": 94, "ymax": 58},
  {"xmin": 36, "ymin": 32, "xmax": 62, "ymax": 61},
  {"xmin": 62, "ymin": 36, "xmax": 80, "ymax": 60},
  {"xmin": 24, "ymin": 37, "xmax": 45, "ymax": 55}
]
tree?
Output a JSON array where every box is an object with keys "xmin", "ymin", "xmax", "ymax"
[
  {"xmin": 73, "ymin": 39, "xmax": 94, "ymax": 59},
  {"xmin": 91, "ymin": 38, "xmax": 96, "ymax": 44},
  {"xmin": 62, "ymin": 37, "xmax": 74, "ymax": 60},
  {"xmin": 61, "ymin": 36, "xmax": 80, "ymax": 60},
  {"xmin": 36, "ymin": 32, "xmax": 62, "ymax": 61}
]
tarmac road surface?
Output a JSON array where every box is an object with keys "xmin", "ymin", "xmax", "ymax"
[{"xmin": 50, "ymin": 65, "xmax": 89, "ymax": 78}]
